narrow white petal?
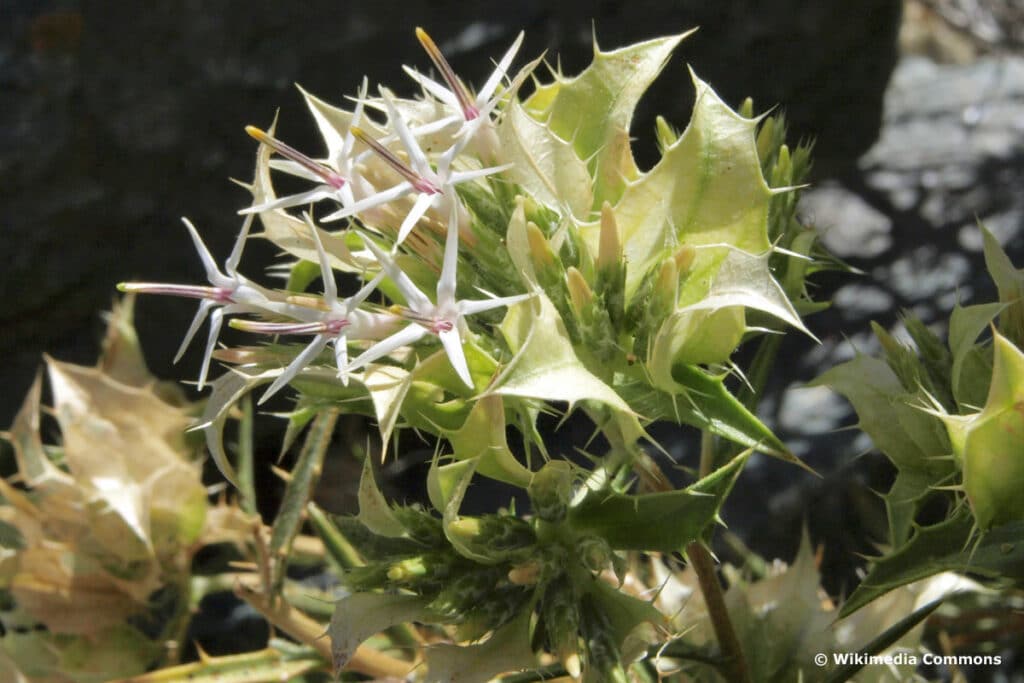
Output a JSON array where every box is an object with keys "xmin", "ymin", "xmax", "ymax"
[
  {"xmin": 359, "ymin": 234, "xmax": 433, "ymax": 313},
  {"xmin": 380, "ymin": 88, "xmax": 432, "ymax": 178},
  {"xmin": 226, "ymin": 213, "xmax": 254, "ymax": 274},
  {"xmin": 333, "ymin": 335, "xmax": 350, "ymax": 385},
  {"xmin": 197, "ymin": 307, "xmax": 225, "ymax": 391},
  {"xmin": 342, "ymin": 77, "xmax": 369, "ymax": 160},
  {"xmin": 259, "ymin": 334, "xmax": 330, "ymax": 404},
  {"xmin": 459, "ymin": 292, "xmax": 533, "ymax": 317},
  {"xmin": 347, "ymin": 324, "xmax": 428, "ymax": 374},
  {"xmin": 321, "ymin": 181, "xmax": 413, "ymax": 222},
  {"xmin": 438, "ymin": 327, "xmax": 473, "ymax": 388},
  {"xmin": 241, "ymin": 186, "xmax": 338, "ymax": 215},
  {"xmin": 175, "ymin": 299, "xmax": 216, "ymax": 363},
  {"xmin": 394, "ymin": 192, "xmax": 435, "ymax": 248},
  {"xmin": 346, "ymin": 270, "xmax": 387, "ymax": 314},
  {"xmin": 268, "ymin": 159, "xmax": 325, "ymax": 183},
  {"xmin": 304, "ymin": 214, "xmax": 337, "ymax": 302},
  {"xmin": 403, "ymin": 66, "xmax": 461, "ymax": 110},
  {"xmin": 448, "ymin": 163, "xmax": 514, "ymax": 186},
  {"xmin": 182, "ymin": 218, "xmax": 225, "ymax": 285},
  {"xmin": 436, "ymin": 196, "xmax": 460, "ymax": 305},
  {"xmin": 477, "ymin": 32, "xmax": 524, "ymax": 103}
]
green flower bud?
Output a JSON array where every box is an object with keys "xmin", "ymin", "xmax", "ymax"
[
  {"xmin": 943, "ymin": 331, "xmax": 1024, "ymax": 528},
  {"xmin": 447, "ymin": 514, "xmax": 537, "ymax": 563},
  {"xmin": 542, "ymin": 576, "xmax": 582, "ymax": 677},
  {"xmin": 576, "ymin": 535, "xmax": 614, "ymax": 574},
  {"xmin": 567, "ymin": 267, "xmax": 595, "ymax": 318},
  {"xmin": 529, "ymin": 461, "xmax": 575, "ymax": 522}
]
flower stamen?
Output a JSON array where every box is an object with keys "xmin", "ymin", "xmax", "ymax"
[
  {"xmin": 246, "ymin": 126, "xmax": 347, "ymax": 190},
  {"xmin": 415, "ymin": 27, "xmax": 479, "ymax": 120},
  {"xmin": 350, "ymin": 126, "xmax": 440, "ymax": 195}
]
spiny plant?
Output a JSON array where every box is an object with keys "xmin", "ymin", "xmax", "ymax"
[{"xmin": 2, "ymin": 25, "xmax": 1020, "ymax": 683}]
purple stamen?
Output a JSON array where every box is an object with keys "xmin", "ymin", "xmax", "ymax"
[
  {"xmin": 246, "ymin": 126, "xmax": 346, "ymax": 189},
  {"xmin": 415, "ymin": 27, "xmax": 478, "ymax": 121},
  {"xmin": 350, "ymin": 126, "xmax": 440, "ymax": 195}
]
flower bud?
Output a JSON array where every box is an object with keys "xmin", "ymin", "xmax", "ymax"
[
  {"xmin": 566, "ymin": 267, "xmax": 595, "ymax": 318},
  {"xmin": 597, "ymin": 201, "xmax": 621, "ymax": 273},
  {"xmin": 529, "ymin": 461, "xmax": 574, "ymax": 522},
  {"xmin": 655, "ymin": 115, "xmax": 678, "ymax": 152},
  {"xmin": 944, "ymin": 331, "xmax": 1024, "ymax": 528}
]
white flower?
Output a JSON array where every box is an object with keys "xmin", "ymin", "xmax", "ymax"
[
  {"xmin": 347, "ymin": 200, "xmax": 532, "ymax": 387},
  {"xmin": 230, "ymin": 217, "xmax": 397, "ymax": 403},
  {"xmin": 119, "ymin": 215, "xmax": 276, "ymax": 390},
  {"xmin": 323, "ymin": 89, "xmax": 510, "ymax": 247},
  {"xmin": 404, "ymin": 28, "xmax": 524, "ymax": 130}
]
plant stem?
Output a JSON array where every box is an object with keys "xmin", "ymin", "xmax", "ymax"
[
  {"xmin": 235, "ymin": 579, "xmax": 414, "ymax": 679},
  {"xmin": 684, "ymin": 431, "xmax": 751, "ymax": 683}
]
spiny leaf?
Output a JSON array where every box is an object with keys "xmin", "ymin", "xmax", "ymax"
[
  {"xmin": 494, "ymin": 291, "xmax": 644, "ymax": 447},
  {"xmin": 526, "ymin": 32, "xmax": 693, "ymax": 209},
  {"xmin": 424, "ymin": 610, "xmax": 537, "ymax": 683},
  {"xmin": 497, "ymin": 98, "xmax": 592, "ymax": 219},
  {"xmin": 568, "ymin": 450, "xmax": 748, "ymax": 551},
  {"xmin": 328, "ymin": 592, "xmax": 425, "ymax": 672},
  {"xmin": 948, "ymin": 301, "xmax": 1001, "ymax": 409},
  {"xmin": 444, "ymin": 395, "xmax": 533, "ymax": 488},
  {"xmin": 840, "ymin": 507, "xmax": 1024, "ymax": 617},
  {"xmin": 618, "ymin": 365, "xmax": 790, "ymax": 460},
  {"xmin": 580, "ymin": 70, "xmax": 773, "ymax": 302}
]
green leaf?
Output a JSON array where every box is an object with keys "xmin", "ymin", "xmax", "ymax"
[
  {"xmin": 948, "ymin": 301, "xmax": 1002, "ymax": 409},
  {"xmin": 945, "ymin": 330, "xmax": 1024, "ymax": 528},
  {"xmin": 840, "ymin": 507, "xmax": 1024, "ymax": 617},
  {"xmin": 357, "ymin": 453, "xmax": 407, "ymax": 539},
  {"xmin": 196, "ymin": 368, "xmax": 276, "ymax": 488},
  {"xmin": 981, "ymin": 223, "xmax": 1024, "ymax": 347},
  {"xmin": 567, "ymin": 450, "xmax": 748, "ymax": 551},
  {"xmin": 618, "ymin": 365, "xmax": 790, "ymax": 459},
  {"xmin": 497, "ymin": 98, "xmax": 592, "ymax": 219},
  {"xmin": 444, "ymin": 395, "xmax": 533, "ymax": 488},
  {"xmin": 424, "ymin": 611, "xmax": 537, "ymax": 683},
  {"xmin": 811, "ymin": 354, "xmax": 953, "ymax": 477},
  {"xmin": 328, "ymin": 592, "xmax": 425, "ymax": 672},
  {"xmin": 526, "ymin": 32, "xmax": 693, "ymax": 209},
  {"xmin": 649, "ymin": 248, "xmax": 813, "ymax": 368},
  {"xmin": 360, "ymin": 362, "xmax": 414, "ymax": 451},
  {"xmin": 269, "ymin": 409, "xmax": 338, "ymax": 590},
  {"xmin": 581, "ymin": 70, "xmax": 773, "ymax": 302},
  {"xmin": 494, "ymin": 291, "xmax": 644, "ymax": 447},
  {"xmin": 426, "ymin": 457, "xmax": 494, "ymax": 563}
]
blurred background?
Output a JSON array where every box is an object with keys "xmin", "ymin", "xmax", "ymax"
[{"xmin": 3, "ymin": 0, "xmax": 1024, "ymax": 666}]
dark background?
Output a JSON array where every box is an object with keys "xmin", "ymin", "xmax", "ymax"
[{"xmin": 1, "ymin": 0, "xmax": 901, "ymax": 426}]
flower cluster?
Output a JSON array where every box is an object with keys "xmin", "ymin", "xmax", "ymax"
[{"xmin": 120, "ymin": 28, "xmax": 532, "ymax": 402}]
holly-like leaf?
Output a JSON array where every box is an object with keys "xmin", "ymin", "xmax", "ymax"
[
  {"xmin": 580, "ymin": 70, "xmax": 774, "ymax": 302},
  {"xmin": 497, "ymin": 98, "xmax": 592, "ymax": 219},
  {"xmin": 526, "ymin": 32, "xmax": 693, "ymax": 209},
  {"xmin": 948, "ymin": 301, "xmax": 1002, "ymax": 409},
  {"xmin": 357, "ymin": 453, "xmax": 407, "ymax": 539},
  {"xmin": 941, "ymin": 330, "xmax": 1024, "ymax": 529},
  {"xmin": 981, "ymin": 224, "xmax": 1024, "ymax": 347},
  {"xmin": 568, "ymin": 450, "xmax": 748, "ymax": 551},
  {"xmin": 444, "ymin": 395, "xmax": 532, "ymax": 488},
  {"xmin": 328, "ymin": 592, "xmax": 424, "ymax": 673},
  {"xmin": 840, "ymin": 507, "xmax": 1024, "ymax": 617},
  {"xmin": 649, "ymin": 248, "xmax": 814, "ymax": 368},
  {"xmin": 424, "ymin": 610, "xmax": 536, "ymax": 683},
  {"xmin": 494, "ymin": 291, "xmax": 644, "ymax": 447}
]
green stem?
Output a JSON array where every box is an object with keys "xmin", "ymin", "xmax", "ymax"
[
  {"xmin": 237, "ymin": 394, "xmax": 257, "ymax": 515},
  {"xmin": 684, "ymin": 431, "xmax": 751, "ymax": 683}
]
